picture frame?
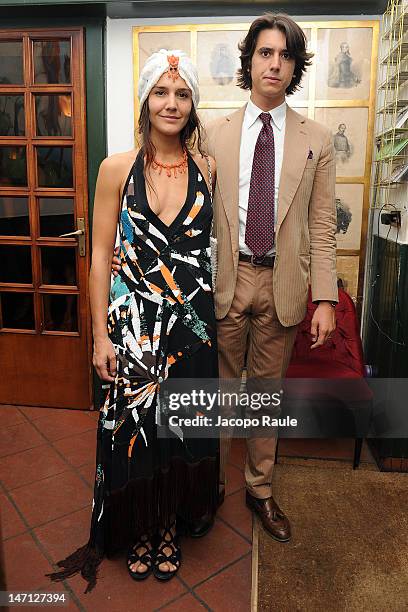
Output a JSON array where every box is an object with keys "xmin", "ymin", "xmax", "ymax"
[
  {"xmin": 315, "ymin": 107, "xmax": 369, "ymax": 177},
  {"xmin": 316, "ymin": 27, "xmax": 373, "ymax": 101},
  {"xmin": 335, "ymin": 184, "xmax": 364, "ymax": 250}
]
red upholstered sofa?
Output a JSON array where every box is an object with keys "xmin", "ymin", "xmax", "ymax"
[{"xmin": 277, "ymin": 287, "xmax": 372, "ymax": 468}]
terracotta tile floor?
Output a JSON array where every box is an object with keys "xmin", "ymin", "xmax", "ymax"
[
  {"xmin": 0, "ymin": 405, "xmax": 376, "ymax": 611},
  {"xmin": 0, "ymin": 406, "xmax": 252, "ymax": 612}
]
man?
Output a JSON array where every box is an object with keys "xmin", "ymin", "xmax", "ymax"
[
  {"xmin": 205, "ymin": 13, "xmax": 337, "ymax": 542},
  {"xmin": 112, "ymin": 13, "xmax": 337, "ymax": 541},
  {"xmin": 334, "ymin": 123, "xmax": 351, "ymax": 162}
]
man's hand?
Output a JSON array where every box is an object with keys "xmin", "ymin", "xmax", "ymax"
[
  {"xmin": 310, "ymin": 302, "xmax": 336, "ymax": 349},
  {"xmin": 111, "ymin": 246, "xmax": 121, "ymax": 277}
]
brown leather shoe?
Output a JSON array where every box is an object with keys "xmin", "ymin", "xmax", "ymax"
[{"xmin": 246, "ymin": 491, "xmax": 291, "ymax": 542}]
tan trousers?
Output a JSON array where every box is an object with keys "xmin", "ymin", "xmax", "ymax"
[{"xmin": 217, "ymin": 261, "xmax": 298, "ymax": 499}]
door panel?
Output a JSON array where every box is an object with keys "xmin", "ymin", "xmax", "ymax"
[{"xmin": 0, "ymin": 29, "xmax": 92, "ymax": 409}]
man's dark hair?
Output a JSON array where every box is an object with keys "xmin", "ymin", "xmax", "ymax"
[{"xmin": 237, "ymin": 13, "xmax": 314, "ymax": 96}]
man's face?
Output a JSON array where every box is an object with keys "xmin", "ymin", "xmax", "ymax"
[
  {"xmin": 250, "ymin": 27, "xmax": 296, "ymax": 110},
  {"xmin": 338, "ymin": 124, "xmax": 346, "ymax": 134}
]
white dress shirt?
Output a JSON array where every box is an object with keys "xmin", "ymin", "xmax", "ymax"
[{"xmin": 238, "ymin": 98, "xmax": 286, "ymax": 256}]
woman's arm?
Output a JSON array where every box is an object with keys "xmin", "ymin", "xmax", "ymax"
[{"xmin": 89, "ymin": 156, "xmax": 123, "ymax": 381}]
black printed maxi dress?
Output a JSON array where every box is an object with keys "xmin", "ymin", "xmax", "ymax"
[{"xmin": 48, "ymin": 150, "xmax": 219, "ymax": 592}]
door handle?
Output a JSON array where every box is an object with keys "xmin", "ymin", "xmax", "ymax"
[
  {"xmin": 59, "ymin": 217, "xmax": 86, "ymax": 256},
  {"xmin": 60, "ymin": 229, "xmax": 84, "ymax": 237}
]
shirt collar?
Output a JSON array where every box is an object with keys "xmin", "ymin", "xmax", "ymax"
[{"xmin": 244, "ymin": 98, "xmax": 286, "ymax": 131}]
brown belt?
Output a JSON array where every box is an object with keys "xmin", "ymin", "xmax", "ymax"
[{"xmin": 238, "ymin": 252, "xmax": 275, "ymax": 267}]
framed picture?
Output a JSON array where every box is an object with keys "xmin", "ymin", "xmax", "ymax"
[
  {"xmin": 288, "ymin": 105, "xmax": 309, "ymax": 117},
  {"xmin": 198, "ymin": 107, "xmax": 237, "ymax": 127},
  {"xmin": 335, "ymin": 184, "xmax": 364, "ymax": 250},
  {"xmin": 288, "ymin": 29, "xmax": 311, "ymax": 104},
  {"xmin": 336, "ymin": 255, "xmax": 360, "ymax": 299},
  {"xmin": 315, "ymin": 107, "xmax": 369, "ymax": 177},
  {"xmin": 196, "ymin": 30, "xmax": 247, "ymax": 102},
  {"xmin": 316, "ymin": 27, "xmax": 373, "ymax": 100},
  {"xmin": 137, "ymin": 30, "xmax": 191, "ymax": 74}
]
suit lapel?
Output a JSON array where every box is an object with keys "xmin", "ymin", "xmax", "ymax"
[
  {"xmin": 277, "ymin": 106, "xmax": 309, "ymax": 230},
  {"xmin": 215, "ymin": 106, "xmax": 246, "ymax": 243}
]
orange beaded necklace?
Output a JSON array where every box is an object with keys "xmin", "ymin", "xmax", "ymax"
[{"xmin": 151, "ymin": 150, "xmax": 188, "ymax": 178}]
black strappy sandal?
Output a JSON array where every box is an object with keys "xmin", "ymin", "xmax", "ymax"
[
  {"xmin": 153, "ymin": 523, "xmax": 181, "ymax": 581},
  {"xmin": 127, "ymin": 535, "xmax": 154, "ymax": 581}
]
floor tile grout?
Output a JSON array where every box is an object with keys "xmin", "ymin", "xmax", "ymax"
[
  {"xmin": 175, "ymin": 575, "xmax": 214, "ymax": 611},
  {"xmin": 189, "ymin": 550, "xmax": 252, "ymax": 591},
  {"xmin": 1, "ymin": 464, "xmax": 73, "ymax": 494},
  {"xmin": 217, "ymin": 515, "xmax": 252, "ymax": 546},
  {"xmin": 2, "ymin": 500, "xmax": 91, "ymax": 540},
  {"xmin": 21, "ymin": 416, "xmax": 96, "ymax": 492},
  {"xmin": 0, "ymin": 480, "xmax": 85, "ymax": 612}
]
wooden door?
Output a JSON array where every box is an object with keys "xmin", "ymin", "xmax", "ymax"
[{"xmin": 0, "ymin": 29, "xmax": 92, "ymax": 409}]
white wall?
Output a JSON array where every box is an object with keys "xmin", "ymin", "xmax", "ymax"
[{"xmin": 106, "ymin": 14, "xmax": 379, "ymax": 154}]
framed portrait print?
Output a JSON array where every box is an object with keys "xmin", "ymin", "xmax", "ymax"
[
  {"xmin": 335, "ymin": 184, "xmax": 364, "ymax": 250},
  {"xmin": 137, "ymin": 30, "xmax": 191, "ymax": 74},
  {"xmin": 315, "ymin": 107, "xmax": 369, "ymax": 177},
  {"xmin": 196, "ymin": 30, "xmax": 247, "ymax": 103},
  {"xmin": 316, "ymin": 27, "xmax": 373, "ymax": 101},
  {"xmin": 198, "ymin": 107, "xmax": 237, "ymax": 127}
]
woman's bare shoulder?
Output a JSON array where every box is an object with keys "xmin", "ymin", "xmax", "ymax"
[
  {"xmin": 100, "ymin": 149, "xmax": 139, "ymax": 172},
  {"xmin": 96, "ymin": 150, "xmax": 139, "ymax": 192}
]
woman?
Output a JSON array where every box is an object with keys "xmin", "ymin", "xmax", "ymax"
[{"xmin": 47, "ymin": 49, "xmax": 219, "ymax": 592}]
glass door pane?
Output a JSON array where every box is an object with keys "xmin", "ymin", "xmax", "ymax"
[
  {"xmin": 36, "ymin": 146, "xmax": 73, "ymax": 188},
  {"xmin": 42, "ymin": 294, "xmax": 78, "ymax": 331},
  {"xmin": 0, "ymin": 94, "xmax": 25, "ymax": 136},
  {"xmin": 0, "ymin": 146, "xmax": 27, "ymax": 186},
  {"xmin": 0, "ymin": 245, "xmax": 32, "ymax": 284},
  {"xmin": 0, "ymin": 291, "xmax": 34, "ymax": 329},
  {"xmin": 39, "ymin": 197, "xmax": 74, "ymax": 236},
  {"xmin": 40, "ymin": 246, "xmax": 77, "ymax": 286},
  {"xmin": 0, "ymin": 197, "xmax": 29, "ymax": 235},
  {"xmin": 33, "ymin": 40, "xmax": 71, "ymax": 84},
  {"xmin": 0, "ymin": 41, "xmax": 23, "ymax": 84}
]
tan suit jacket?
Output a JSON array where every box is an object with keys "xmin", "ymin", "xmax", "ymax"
[{"xmin": 204, "ymin": 104, "xmax": 338, "ymax": 327}]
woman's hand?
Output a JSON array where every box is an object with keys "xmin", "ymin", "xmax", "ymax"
[{"xmin": 93, "ymin": 337, "xmax": 117, "ymax": 382}]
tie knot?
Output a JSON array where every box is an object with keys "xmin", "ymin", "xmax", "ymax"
[{"xmin": 259, "ymin": 112, "xmax": 271, "ymax": 127}]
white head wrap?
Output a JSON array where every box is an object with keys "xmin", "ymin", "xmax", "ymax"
[{"xmin": 138, "ymin": 48, "xmax": 200, "ymax": 109}]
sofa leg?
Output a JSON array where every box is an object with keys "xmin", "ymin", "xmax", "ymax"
[{"xmin": 353, "ymin": 438, "xmax": 363, "ymax": 469}]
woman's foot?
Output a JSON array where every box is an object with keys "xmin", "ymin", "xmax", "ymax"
[
  {"xmin": 127, "ymin": 534, "xmax": 154, "ymax": 581},
  {"xmin": 153, "ymin": 522, "xmax": 181, "ymax": 581}
]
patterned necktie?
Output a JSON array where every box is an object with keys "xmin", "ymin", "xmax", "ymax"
[{"xmin": 245, "ymin": 112, "xmax": 275, "ymax": 258}]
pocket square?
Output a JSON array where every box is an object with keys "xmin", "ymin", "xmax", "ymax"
[{"xmin": 308, "ymin": 150, "xmax": 313, "ymax": 159}]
